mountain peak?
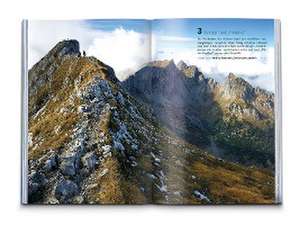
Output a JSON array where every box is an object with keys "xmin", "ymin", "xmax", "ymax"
[
  {"xmin": 165, "ymin": 59, "xmax": 177, "ymax": 70},
  {"xmin": 178, "ymin": 63, "xmax": 204, "ymax": 80},
  {"xmin": 30, "ymin": 39, "xmax": 80, "ymax": 74},
  {"xmin": 147, "ymin": 59, "xmax": 176, "ymax": 68},
  {"xmin": 223, "ymin": 73, "xmax": 256, "ymax": 102},
  {"xmin": 226, "ymin": 73, "xmax": 252, "ymax": 88},
  {"xmin": 227, "ymin": 73, "xmax": 238, "ymax": 80},
  {"xmin": 175, "ymin": 60, "xmax": 205, "ymax": 80},
  {"xmin": 49, "ymin": 39, "xmax": 80, "ymax": 58},
  {"xmin": 177, "ymin": 60, "xmax": 188, "ymax": 70}
]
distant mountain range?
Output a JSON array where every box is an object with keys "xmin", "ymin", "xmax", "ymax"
[{"xmin": 27, "ymin": 40, "xmax": 275, "ymax": 204}]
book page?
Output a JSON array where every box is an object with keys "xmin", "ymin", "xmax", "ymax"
[{"xmin": 25, "ymin": 19, "xmax": 154, "ymax": 204}]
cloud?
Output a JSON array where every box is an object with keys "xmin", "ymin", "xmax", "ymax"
[
  {"xmin": 28, "ymin": 21, "xmax": 150, "ymax": 81},
  {"xmin": 28, "ymin": 21, "xmax": 94, "ymax": 67},
  {"xmin": 87, "ymin": 28, "xmax": 150, "ymax": 81},
  {"xmin": 155, "ymin": 35, "xmax": 194, "ymax": 42}
]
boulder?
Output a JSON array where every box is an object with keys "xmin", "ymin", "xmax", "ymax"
[
  {"xmin": 43, "ymin": 153, "xmax": 57, "ymax": 171},
  {"xmin": 28, "ymin": 171, "xmax": 47, "ymax": 200},
  {"xmin": 81, "ymin": 152, "xmax": 98, "ymax": 171},
  {"xmin": 59, "ymin": 151, "xmax": 81, "ymax": 176},
  {"xmin": 102, "ymin": 145, "xmax": 112, "ymax": 158},
  {"xmin": 55, "ymin": 180, "xmax": 79, "ymax": 202}
]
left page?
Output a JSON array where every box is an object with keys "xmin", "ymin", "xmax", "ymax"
[{"xmin": 22, "ymin": 19, "xmax": 153, "ymax": 204}]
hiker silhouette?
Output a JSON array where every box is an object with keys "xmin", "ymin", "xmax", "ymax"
[{"xmin": 83, "ymin": 50, "xmax": 86, "ymax": 57}]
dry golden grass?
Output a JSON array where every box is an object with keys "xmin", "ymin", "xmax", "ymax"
[
  {"xmin": 191, "ymin": 159, "xmax": 274, "ymax": 204},
  {"xmin": 121, "ymin": 179, "xmax": 147, "ymax": 204},
  {"xmin": 84, "ymin": 156, "xmax": 147, "ymax": 204},
  {"xmin": 95, "ymin": 157, "xmax": 125, "ymax": 204},
  {"xmin": 155, "ymin": 129, "xmax": 275, "ymax": 204},
  {"xmin": 138, "ymin": 154, "xmax": 153, "ymax": 172},
  {"xmin": 98, "ymin": 110, "xmax": 112, "ymax": 135},
  {"xmin": 28, "ymin": 57, "xmax": 110, "ymax": 160},
  {"xmin": 82, "ymin": 157, "xmax": 147, "ymax": 204}
]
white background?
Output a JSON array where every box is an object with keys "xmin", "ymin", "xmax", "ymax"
[{"xmin": 0, "ymin": 0, "xmax": 298, "ymax": 224}]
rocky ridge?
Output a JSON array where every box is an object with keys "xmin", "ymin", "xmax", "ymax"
[{"xmin": 28, "ymin": 40, "xmax": 158, "ymax": 203}]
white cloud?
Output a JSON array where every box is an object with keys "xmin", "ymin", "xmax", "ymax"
[
  {"xmin": 87, "ymin": 28, "xmax": 150, "ymax": 81},
  {"xmin": 155, "ymin": 35, "xmax": 194, "ymax": 42},
  {"xmin": 28, "ymin": 21, "xmax": 150, "ymax": 81}
]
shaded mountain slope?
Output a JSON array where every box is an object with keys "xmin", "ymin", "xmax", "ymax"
[
  {"xmin": 123, "ymin": 60, "xmax": 275, "ymax": 168},
  {"xmin": 28, "ymin": 40, "xmax": 274, "ymax": 204}
]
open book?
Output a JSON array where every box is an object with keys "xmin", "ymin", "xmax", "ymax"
[{"xmin": 21, "ymin": 19, "xmax": 282, "ymax": 205}]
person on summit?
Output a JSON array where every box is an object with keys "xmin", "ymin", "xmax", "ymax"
[{"xmin": 83, "ymin": 50, "xmax": 86, "ymax": 57}]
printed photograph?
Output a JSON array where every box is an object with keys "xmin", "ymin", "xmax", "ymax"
[{"xmin": 26, "ymin": 19, "xmax": 276, "ymax": 204}]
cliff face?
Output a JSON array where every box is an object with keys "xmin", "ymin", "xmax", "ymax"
[{"xmin": 28, "ymin": 40, "xmax": 275, "ymax": 204}]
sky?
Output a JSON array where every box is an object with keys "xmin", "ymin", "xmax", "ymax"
[
  {"xmin": 152, "ymin": 19, "xmax": 275, "ymax": 91},
  {"xmin": 28, "ymin": 19, "xmax": 275, "ymax": 91},
  {"xmin": 28, "ymin": 20, "xmax": 151, "ymax": 81}
]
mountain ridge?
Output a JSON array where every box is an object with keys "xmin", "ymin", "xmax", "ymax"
[{"xmin": 123, "ymin": 59, "xmax": 275, "ymax": 168}]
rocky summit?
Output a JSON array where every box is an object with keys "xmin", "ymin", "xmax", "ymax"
[{"xmin": 28, "ymin": 40, "xmax": 275, "ymax": 204}]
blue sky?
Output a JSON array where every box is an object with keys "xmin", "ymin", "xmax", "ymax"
[
  {"xmin": 29, "ymin": 19, "xmax": 275, "ymax": 91},
  {"xmin": 152, "ymin": 19, "xmax": 274, "ymax": 46},
  {"xmin": 85, "ymin": 19, "xmax": 274, "ymax": 43},
  {"xmin": 86, "ymin": 19, "xmax": 150, "ymax": 33},
  {"xmin": 151, "ymin": 19, "xmax": 275, "ymax": 91},
  {"xmin": 151, "ymin": 18, "xmax": 274, "ymax": 54}
]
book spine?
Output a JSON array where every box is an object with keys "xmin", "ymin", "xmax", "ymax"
[
  {"xmin": 21, "ymin": 19, "xmax": 28, "ymax": 204},
  {"xmin": 274, "ymin": 19, "xmax": 282, "ymax": 204}
]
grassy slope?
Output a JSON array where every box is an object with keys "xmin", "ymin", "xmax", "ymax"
[{"xmin": 154, "ymin": 128, "xmax": 274, "ymax": 204}]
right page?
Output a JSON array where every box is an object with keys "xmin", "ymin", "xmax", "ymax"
[{"xmin": 125, "ymin": 18, "xmax": 279, "ymax": 204}]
